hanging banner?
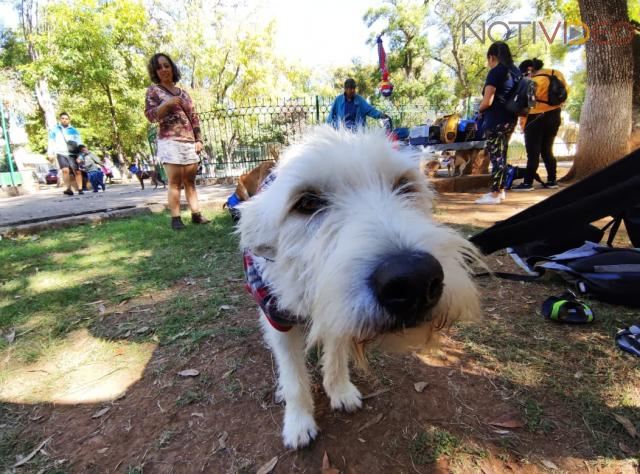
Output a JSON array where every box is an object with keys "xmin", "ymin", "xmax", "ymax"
[{"xmin": 377, "ymin": 36, "xmax": 394, "ymax": 98}]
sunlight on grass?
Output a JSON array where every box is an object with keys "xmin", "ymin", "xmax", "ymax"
[
  {"xmin": 0, "ymin": 329, "xmax": 155, "ymax": 404},
  {"xmin": 0, "ymin": 210, "xmax": 238, "ymax": 367}
]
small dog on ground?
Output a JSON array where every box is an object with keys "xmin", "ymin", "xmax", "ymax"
[
  {"xmin": 235, "ymin": 161, "xmax": 276, "ymax": 201},
  {"xmin": 420, "ymin": 159, "xmax": 441, "ymax": 178},
  {"xmin": 238, "ymin": 127, "xmax": 481, "ymax": 449},
  {"xmin": 444, "ymin": 153, "xmax": 470, "ymax": 177},
  {"xmin": 128, "ymin": 164, "xmax": 166, "ymax": 190},
  {"xmin": 224, "ymin": 161, "xmax": 277, "ymax": 222}
]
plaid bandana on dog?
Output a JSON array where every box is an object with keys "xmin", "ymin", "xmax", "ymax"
[
  {"xmin": 243, "ymin": 248, "xmax": 298, "ymax": 332},
  {"xmin": 242, "ymin": 170, "xmax": 299, "ymax": 332}
]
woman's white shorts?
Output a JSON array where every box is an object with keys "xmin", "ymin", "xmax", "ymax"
[{"xmin": 157, "ymin": 139, "xmax": 199, "ymax": 166}]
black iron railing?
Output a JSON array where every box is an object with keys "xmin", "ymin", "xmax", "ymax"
[{"xmin": 196, "ymin": 96, "xmax": 437, "ymax": 178}]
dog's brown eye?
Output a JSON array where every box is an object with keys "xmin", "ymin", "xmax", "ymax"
[
  {"xmin": 293, "ymin": 192, "xmax": 329, "ymax": 215},
  {"xmin": 394, "ymin": 177, "xmax": 417, "ymax": 195}
]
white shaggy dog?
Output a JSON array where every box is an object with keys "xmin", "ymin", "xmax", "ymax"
[{"xmin": 238, "ymin": 127, "xmax": 481, "ymax": 449}]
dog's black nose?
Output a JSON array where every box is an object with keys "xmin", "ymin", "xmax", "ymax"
[{"xmin": 371, "ymin": 251, "xmax": 444, "ymax": 327}]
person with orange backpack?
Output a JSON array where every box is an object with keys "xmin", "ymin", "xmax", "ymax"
[{"xmin": 513, "ymin": 58, "xmax": 569, "ymax": 192}]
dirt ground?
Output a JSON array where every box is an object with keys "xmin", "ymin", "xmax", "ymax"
[{"xmin": 3, "ymin": 188, "xmax": 639, "ymax": 473}]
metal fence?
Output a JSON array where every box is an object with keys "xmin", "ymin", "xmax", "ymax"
[{"xmin": 197, "ymin": 96, "xmax": 437, "ymax": 178}]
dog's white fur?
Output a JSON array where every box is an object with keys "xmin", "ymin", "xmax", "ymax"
[{"xmin": 238, "ymin": 127, "xmax": 480, "ymax": 449}]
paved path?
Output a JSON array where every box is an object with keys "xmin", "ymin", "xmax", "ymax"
[{"xmin": 0, "ymin": 182, "xmax": 235, "ymax": 228}]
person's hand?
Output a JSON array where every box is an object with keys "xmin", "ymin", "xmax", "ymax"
[
  {"xmin": 164, "ymin": 96, "xmax": 182, "ymax": 108},
  {"xmin": 195, "ymin": 141, "xmax": 203, "ymax": 154}
]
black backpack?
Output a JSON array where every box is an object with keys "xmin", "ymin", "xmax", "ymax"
[
  {"xmin": 536, "ymin": 70, "xmax": 568, "ymax": 106},
  {"xmin": 503, "ymin": 243, "xmax": 640, "ymax": 307},
  {"xmin": 471, "ymin": 148, "xmax": 640, "ymax": 307},
  {"xmin": 501, "ymin": 72, "xmax": 537, "ymax": 117}
]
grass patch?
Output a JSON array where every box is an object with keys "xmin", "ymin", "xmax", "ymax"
[
  {"xmin": 0, "ymin": 210, "xmax": 240, "ymax": 366},
  {"xmin": 458, "ymin": 277, "xmax": 640, "ymax": 458},
  {"xmin": 408, "ymin": 427, "xmax": 461, "ymax": 465},
  {"xmin": 176, "ymin": 389, "xmax": 206, "ymax": 407}
]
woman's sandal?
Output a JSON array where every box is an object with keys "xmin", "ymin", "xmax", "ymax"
[{"xmin": 541, "ymin": 292, "xmax": 595, "ymax": 324}]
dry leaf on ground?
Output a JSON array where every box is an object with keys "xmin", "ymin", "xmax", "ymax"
[
  {"xmin": 488, "ymin": 413, "xmax": 525, "ymax": 429},
  {"xmin": 358, "ymin": 413, "xmax": 384, "ymax": 432},
  {"xmin": 322, "ymin": 451, "xmax": 340, "ymax": 474},
  {"xmin": 414, "ymin": 381, "xmax": 428, "ymax": 393},
  {"xmin": 4, "ymin": 329, "xmax": 16, "ymax": 344},
  {"xmin": 613, "ymin": 414, "xmax": 638, "ymax": 438},
  {"xmin": 541, "ymin": 459, "xmax": 559, "ymax": 470},
  {"xmin": 178, "ymin": 369, "xmax": 200, "ymax": 377},
  {"xmin": 256, "ymin": 456, "xmax": 278, "ymax": 474},
  {"xmin": 91, "ymin": 407, "xmax": 110, "ymax": 419},
  {"xmin": 619, "ymin": 442, "xmax": 636, "ymax": 456}
]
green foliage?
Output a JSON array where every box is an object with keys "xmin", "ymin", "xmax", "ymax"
[
  {"xmin": 25, "ymin": 0, "xmax": 153, "ymax": 156},
  {"xmin": 364, "ymin": 0, "xmax": 430, "ymax": 81},
  {"xmin": 0, "ymin": 30, "xmax": 30, "ymax": 69},
  {"xmin": 408, "ymin": 428, "xmax": 461, "ymax": 465},
  {"xmin": 329, "ymin": 0, "xmax": 459, "ymax": 112},
  {"xmin": 565, "ymin": 68, "xmax": 586, "ymax": 122},
  {"xmin": 431, "ymin": 0, "xmax": 516, "ymax": 106},
  {"xmin": 24, "ymin": 109, "xmax": 48, "ymax": 154}
]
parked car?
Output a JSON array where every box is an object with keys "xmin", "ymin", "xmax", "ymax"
[{"xmin": 45, "ymin": 168, "xmax": 59, "ymax": 185}]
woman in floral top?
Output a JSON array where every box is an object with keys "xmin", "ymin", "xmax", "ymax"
[{"xmin": 145, "ymin": 53, "xmax": 209, "ymax": 230}]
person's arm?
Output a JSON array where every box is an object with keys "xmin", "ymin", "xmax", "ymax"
[
  {"xmin": 479, "ymin": 67, "xmax": 503, "ymax": 113},
  {"xmin": 326, "ymin": 98, "xmax": 337, "ymax": 125},
  {"xmin": 181, "ymin": 92, "xmax": 202, "ymax": 153},
  {"xmin": 184, "ymin": 92, "xmax": 202, "ymax": 151},
  {"xmin": 479, "ymin": 85, "xmax": 496, "ymax": 113},
  {"xmin": 144, "ymin": 86, "xmax": 180, "ymax": 122},
  {"xmin": 362, "ymin": 99, "xmax": 385, "ymax": 119},
  {"xmin": 47, "ymin": 128, "xmax": 57, "ymax": 160}
]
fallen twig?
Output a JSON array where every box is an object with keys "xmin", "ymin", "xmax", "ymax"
[
  {"xmin": 361, "ymin": 388, "xmax": 391, "ymax": 400},
  {"xmin": 13, "ymin": 436, "xmax": 53, "ymax": 467}
]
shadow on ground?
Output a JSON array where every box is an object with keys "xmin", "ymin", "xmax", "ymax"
[{"xmin": 1, "ymin": 210, "xmax": 639, "ymax": 473}]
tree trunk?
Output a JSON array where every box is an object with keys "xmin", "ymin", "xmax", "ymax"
[
  {"xmin": 632, "ymin": 29, "xmax": 640, "ymax": 130},
  {"xmin": 34, "ymin": 78, "xmax": 56, "ymax": 130},
  {"xmin": 567, "ymin": 0, "xmax": 633, "ymax": 180},
  {"xmin": 104, "ymin": 83, "xmax": 124, "ymax": 165},
  {"xmin": 20, "ymin": 0, "xmax": 57, "ymax": 134}
]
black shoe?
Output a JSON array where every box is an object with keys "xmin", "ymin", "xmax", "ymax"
[
  {"xmin": 191, "ymin": 212, "xmax": 210, "ymax": 225},
  {"xmin": 512, "ymin": 183, "xmax": 534, "ymax": 192},
  {"xmin": 171, "ymin": 216, "xmax": 185, "ymax": 230},
  {"xmin": 78, "ymin": 190, "xmax": 84, "ymax": 195},
  {"xmin": 63, "ymin": 189, "xmax": 73, "ymax": 196},
  {"xmin": 545, "ymin": 181, "xmax": 559, "ymax": 189}
]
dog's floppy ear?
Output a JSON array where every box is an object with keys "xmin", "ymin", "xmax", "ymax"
[{"xmin": 237, "ymin": 194, "xmax": 279, "ymax": 260}]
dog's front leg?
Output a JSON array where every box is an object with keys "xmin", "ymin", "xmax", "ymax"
[
  {"xmin": 261, "ymin": 316, "xmax": 318, "ymax": 449},
  {"xmin": 321, "ymin": 335, "xmax": 362, "ymax": 412}
]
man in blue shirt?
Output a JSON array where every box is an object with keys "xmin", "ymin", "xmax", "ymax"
[
  {"xmin": 326, "ymin": 78, "xmax": 388, "ymax": 131},
  {"xmin": 47, "ymin": 112, "xmax": 83, "ymax": 196}
]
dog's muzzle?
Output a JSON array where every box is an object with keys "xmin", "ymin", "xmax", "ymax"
[{"xmin": 371, "ymin": 251, "xmax": 444, "ymax": 329}]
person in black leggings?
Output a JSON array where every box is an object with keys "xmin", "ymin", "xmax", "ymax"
[{"xmin": 475, "ymin": 42, "xmax": 520, "ymax": 205}]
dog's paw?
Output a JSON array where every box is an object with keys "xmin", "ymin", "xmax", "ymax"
[
  {"xmin": 328, "ymin": 382, "xmax": 363, "ymax": 412},
  {"xmin": 283, "ymin": 409, "xmax": 318, "ymax": 449}
]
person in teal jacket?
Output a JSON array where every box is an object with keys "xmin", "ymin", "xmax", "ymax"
[
  {"xmin": 47, "ymin": 112, "xmax": 83, "ymax": 196},
  {"xmin": 326, "ymin": 78, "xmax": 388, "ymax": 131}
]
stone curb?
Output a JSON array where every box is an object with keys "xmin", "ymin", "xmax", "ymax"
[{"xmin": 0, "ymin": 198, "xmax": 229, "ymax": 238}]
